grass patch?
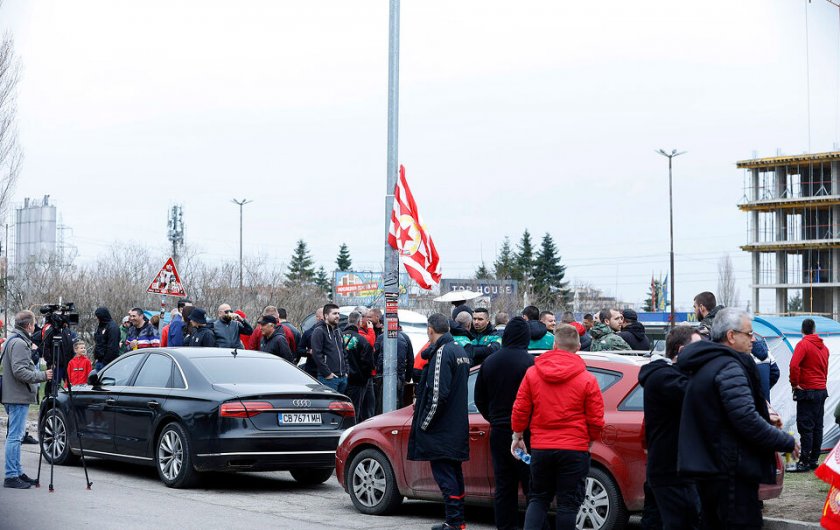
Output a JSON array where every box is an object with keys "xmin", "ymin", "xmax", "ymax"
[{"xmin": 763, "ymin": 454, "xmax": 829, "ymax": 523}]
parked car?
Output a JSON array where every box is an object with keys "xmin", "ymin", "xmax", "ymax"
[
  {"xmin": 335, "ymin": 351, "xmax": 784, "ymax": 530},
  {"xmin": 39, "ymin": 347, "xmax": 355, "ymax": 488}
]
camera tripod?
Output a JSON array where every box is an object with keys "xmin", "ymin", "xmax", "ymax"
[{"xmin": 35, "ymin": 329, "xmax": 93, "ymax": 491}]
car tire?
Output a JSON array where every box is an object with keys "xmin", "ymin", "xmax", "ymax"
[
  {"xmin": 347, "ymin": 448, "xmax": 403, "ymax": 515},
  {"xmin": 155, "ymin": 422, "xmax": 198, "ymax": 489},
  {"xmin": 290, "ymin": 467, "xmax": 334, "ymax": 485},
  {"xmin": 577, "ymin": 467, "xmax": 629, "ymax": 530},
  {"xmin": 39, "ymin": 408, "xmax": 78, "ymax": 465}
]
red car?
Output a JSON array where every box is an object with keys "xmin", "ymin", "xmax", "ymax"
[{"xmin": 336, "ymin": 352, "xmax": 784, "ymax": 530}]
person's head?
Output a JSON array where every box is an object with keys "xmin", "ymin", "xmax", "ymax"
[
  {"xmin": 14, "ymin": 310, "xmax": 36, "ymax": 335},
  {"xmin": 501, "ymin": 316, "xmax": 531, "ymax": 348},
  {"xmin": 121, "ymin": 316, "xmax": 130, "ymax": 328},
  {"xmin": 369, "ymin": 308, "xmax": 383, "ymax": 327},
  {"xmin": 522, "ymin": 305, "xmax": 540, "ymax": 321},
  {"xmin": 583, "ymin": 313, "xmax": 594, "ymax": 330},
  {"xmin": 494, "ymin": 312, "xmax": 509, "ymax": 326},
  {"xmin": 129, "ymin": 307, "xmax": 146, "ymax": 328},
  {"xmin": 473, "ymin": 308, "xmax": 490, "ymax": 332},
  {"xmin": 539, "ymin": 311, "xmax": 556, "ymax": 331},
  {"xmin": 262, "ymin": 305, "xmax": 279, "ymax": 319},
  {"xmin": 693, "ymin": 291, "xmax": 717, "ymax": 320},
  {"xmin": 73, "ymin": 339, "xmax": 87, "ymax": 356},
  {"xmin": 177, "ymin": 298, "xmax": 193, "ymax": 312},
  {"xmin": 259, "ymin": 315, "xmax": 278, "ymax": 338},
  {"xmin": 554, "ymin": 324, "xmax": 581, "ymax": 353},
  {"xmin": 218, "ymin": 303, "xmax": 233, "ymax": 321},
  {"xmin": 621, "ymin": 309, "xmax": 638, "ymax": 327},
  {"xmin": 599, "ymin": 309, "xmax": 623, "ymax": 332},
  {"xmin": 314, "ymin": 307, "xmax": 324, "ymax": 321},
  {"xmin": 711, "ymin": 307, "xmax": 754, "ymax": 354},
  {"xmin": 354, "ymin": 307, "xmax": 369, "ymax": 327},
  {"xmin": 347, "ymin": 311, "xmax": 362, "ymax": 328},
  {"xmin": 802, "ymin": 318, "xmax": 816, "ymax": 336},
  {"xmin": 189, "ymin": 308, "xmax": 208, "ymax": 327},
  {"xmin": 323, "ymin": 304, "xmax": 340, "ymax": 327},
  {"xmin": 665, "ymin": 326, "xmax": 702, "ymax": 360},
  {"xmin": 427, "ymin": 313, "xmax": 450, "ymax": 343},
  {"xmin": 560, "ymin": 311, "xmax": 575, "ymax": 324},
  {"xmin": 150, "ymin": 314, "xmax": 161, "ymax": 329},
  {"xmin": 277, "ymin": 308, "xmax": 289, "ymax": 322},
  {"xmin": 455, "ymin": 310, "xmax": 472, "ymax": 331}
]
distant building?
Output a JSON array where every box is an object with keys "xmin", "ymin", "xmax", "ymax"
[
  {"xmin": 14, "ymin": 195, "xmax": 56, "ymax": 268},
  {"xmin": 571, "ymin": 284, "xmax": 634, "ymax": 314},
  {"xmin": 738, "ymin": 150, "xmax": 840, "ymax": 317}
]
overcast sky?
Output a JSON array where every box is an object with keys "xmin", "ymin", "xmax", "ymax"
[{"xmin": 3, "ymin": 1, "xmax": 840, "ymax": 311}]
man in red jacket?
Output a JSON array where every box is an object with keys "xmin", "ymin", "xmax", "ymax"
[
  {"xmin": 790, "ymin": 318, "xmax": 830, "ymax": 472},
  {"xmin": 511, "ymin": 324, "xmax": 605, "ymax": 530}
]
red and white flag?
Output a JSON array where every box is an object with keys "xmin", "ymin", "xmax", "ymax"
[{"xmin": 388, "ymin": 165, "xmax": 441, "ymax": 289}]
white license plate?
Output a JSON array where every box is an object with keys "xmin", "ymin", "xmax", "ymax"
[{"xmin": 278, "ymin": 413, "xmax": 321, "ymax": 425}]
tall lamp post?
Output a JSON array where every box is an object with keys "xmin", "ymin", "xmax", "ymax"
[
  {"xmin": 231, "ymin": 199, "xmax": 252, "ymax": 307},
  {"xmin": 656, "ymin": 149, "xmax": 686, "ymax": 328}
]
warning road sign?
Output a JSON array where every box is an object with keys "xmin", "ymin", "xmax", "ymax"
[{"xmin": 147, "ymin": 257, "xmax": 187, "ymax": 297}]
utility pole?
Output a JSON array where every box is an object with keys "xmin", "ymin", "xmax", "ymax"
[
  {"xmin": 167, "ymin": 205, "xmax": 184, "ymax": 261},
  {"xmin": 382, "ymin": 0, "xmax": 401, "ymax": 413},
  {"xmin": 231, "ymin": 199, "xmax": 252, "ymax": 308},
  {"xmin": 656, "ymin": 149, "xmax": 686, "ymax": 328}
]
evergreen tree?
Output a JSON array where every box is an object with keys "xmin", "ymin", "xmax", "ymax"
[
  {"xmin": 643, "ymin": 279, "xmax": 665, "ymax": 312},
  {"xmin": 287, "ymin": 239, "xmax": 316, "ymax": 283},
  {"xmin": 515, "ymin": 229, "xmax": 535, "ymax": 285},
  {"xmin": 336, "ymin": 243, "xmax": 352, "ymax": 272},
  {"xmin": 475, "ymin": 262, "xmax": 492, "ymax": 280},
  {"xmin": 788, "ymin": 292, "xmax": 804, "ymax": 313},
  {"xmin": 315, "ymin": 266, "xmax": 332, "ymax": 297},
  {"xmin": 494, "ymin": 237, "xmax": 517, "ymax": 280},
  {"xmin": 531, "ymin": 233, "xmax": 570, "ymax": 308}
]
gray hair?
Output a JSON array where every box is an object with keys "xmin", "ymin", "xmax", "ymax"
[
  {"xmin": 348, "ymin": 311, "xmax": 362, "ymax": 327},
  {"xmin": 455, "ymin": 311, "xmax": 472, "ymax": 328},
  {"xmin": 14, "ymin": 310, "xmax": 35, "ymax": 330},
  {"xmin": 710, "ymin": 307, "xmax": 750, "ymax": 343},
  {"xmin": 354, "ymin": 306, "xmax": 368, "ymax": 316}
]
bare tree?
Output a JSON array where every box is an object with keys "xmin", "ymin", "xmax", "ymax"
[
  {"xmin": 717, "ymin": 254, "xmax": 739, "ymax": 308},
  {"xmin": 0, "ymin": 24, "xmax": 21, "ymax": 222}
]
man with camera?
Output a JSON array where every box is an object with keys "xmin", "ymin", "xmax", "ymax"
[{"xmin": 1, "ymin": 310, "xmax": 53, "ymax": 489}]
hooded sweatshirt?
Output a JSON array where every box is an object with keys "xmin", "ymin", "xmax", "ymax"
[
  {"xmin": 618, "ymin": 320, "xmax": 651, "ymax": 350},
  {"xmin": 638, "ymin": 358, "xmax": 689, "ymax": 485},
  {"xmin": 94, "ymin": 307, "xmax": 121, "ymax": 365},
  {"xmin": 310, "ymin": 320, "xmax": 348, "ymax": 378},
  {"xmin": 790, "ymin": 333, "xmax": 829, "ymax": 390},
  {"xmin": 474, "ymin": 317, "xmax": 534, "ymax": 427},
  {"xmin": 511, "ymin": 348, "xmax": 605, "ymax": 450}
]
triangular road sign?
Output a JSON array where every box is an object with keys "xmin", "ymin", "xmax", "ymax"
[{"xmin": 147, "ymin": 257, "xmax": 187, "ymax": 297}]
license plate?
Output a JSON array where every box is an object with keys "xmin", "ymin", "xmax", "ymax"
[{"xmin": 278, "ymin": 413, "xmax": 321, "ymax": 425}]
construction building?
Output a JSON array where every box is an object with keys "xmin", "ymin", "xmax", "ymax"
[
  {"xmin": 739, "ymin": 151, "xmax": 840, "ymax": 317},
  {"xmin": 14, "ymin": 195, "xmax": 57, "ymax": 269}
]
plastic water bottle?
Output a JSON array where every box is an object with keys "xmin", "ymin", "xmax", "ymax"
[{"xmin": 514, "ymin": 448, "xmax": 531, "ymax": 465}]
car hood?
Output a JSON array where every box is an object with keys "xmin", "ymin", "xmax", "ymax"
[{"xmin": 211, "ymin": 382, "xmax": 340, "ymax": 398}]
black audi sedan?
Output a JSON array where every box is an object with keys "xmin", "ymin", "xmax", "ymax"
[{"xmin": 39, "ymin": 348, "xmax": 355, "ymax": 488}]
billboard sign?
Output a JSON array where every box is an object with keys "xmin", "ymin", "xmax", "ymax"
[
  {"xmin": 334, "ymin": 271, "xmax": 409, "ymax": 307},
  {"xmin": 439, "ymin": 279, "xmax": 518, "ymax": 301}
]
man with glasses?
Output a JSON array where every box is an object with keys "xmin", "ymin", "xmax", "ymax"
[
  {"xmin": 677, "ymin": 307, "xmax": 799, "ymax": 529},
  {"xmin": 212, "ymin": 303, "xmax": 253, "ymax": 349}
]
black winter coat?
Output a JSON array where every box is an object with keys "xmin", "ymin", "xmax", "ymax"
[
  {"xmin": 260, "ymin": 328, "xmax": 294, "ymax": 363},
  {"xmin": 344, "ymin": 326, "xmax": 375, "ymax": 386},
  {"xmin": 677, "ymin": 341, "xmax": 795, "ymax": 483},
  {"xmin": 374, "ymin": 331, "xmax": 414, "ymax": 383},
  {"xmin": 618, "ymin": 321, "xmax": 650, "ymax": 351},
  {"xmin": 407, "ymin": 333, "xmax": 470, "ymax": 462},
  {"xmin": 187, "ymin": 326, "xmax": 216, "ymax": 348},
  {"xmin": 94, "ymin": 307, "xmax": 121, "ymax": 365},
  {"xmin": 310, "ymin": 321, "xmax": 347, "ymax": 378}
]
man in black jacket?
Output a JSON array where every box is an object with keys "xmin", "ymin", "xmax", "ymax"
[
  {"xmin": 311, "ymin": 304, "xmax": 348, "ymax": 393},
  {"xmin": 93, "ymin": 306, "xmax": 120, "ymax": 370},
  {"xmin": 186, "ymin": 308, "xmax": 216, "ymax": 347},
  {"xmin": 343, "ymin": 312, "xmax": 375, "ymax": 421},
  {"xmin": 678, "ymin": 307, "xmax": 799, "ymax": 529},
  {"xmin": 638, "ymin": 326, "xmax": 702, "ymax": 530},
  {"xmin": 408, "ymin": 313, "xmax": 471, "ymax": 530},
  {"xmin": 258, "ymin": 315, "xmax": 293, "ymax": 363},
  {"xmin": 618, "ymin": 309, "xmax": 651, "ymax": 351},
  {"xmin": 374, "ymin": 322, "xmax": 414, "ymax": 412},
  {"xmin": 474, "ymin": 317, "xmax": 534, "ymax": 530}
]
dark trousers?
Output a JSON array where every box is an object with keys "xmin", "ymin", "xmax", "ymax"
[
  {"xmin": 649, "ymin": 481, "xmax": 701, "ymax": 530},
  {"xmin": 430, "ymin": 459, "xmax": 465, "ymax": 527},
  {"xmin": 489, "ymin": 426, "xmax": 531, "ymax": 530},
  {"xmin": 797, "ymin": 391, "xmax": 827, "ymax": 466},
  {"xmin": 640, "ymin": 481, "xmax": 663, "ymax": 530},
  {"xmin": 360, "ymin": 379, "xmax": 376, "ymax": 421},
  {"xmin": 524, "ymin": 449, "xmax": 589, "ymax": 530},
  {"xmin": 346, "ymin": 382, "xmax": 368, "ymax": 423},
  {"xmin": 696, "ymin": 477, "xmax": 762, "ymax": 530}
]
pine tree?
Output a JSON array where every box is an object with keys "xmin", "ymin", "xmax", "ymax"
[
  {"xmin": 475, "ymin": 262, "xmax": 492, "ymax": 280},
  {"xmin": 287, "ymin": 239, "xmax": 316, "ymax": 283},
  {"xmin": 515, "ymin": 229, "xmax": 535, "ymax": 285},
  {"xmin": 315, "ymin": 266, "xmax": 332, "ymax": 296},
  {"xmin": 336, "ymin": 243, "xmax": 352, "ymax": 272},
  {"xmin": 643, "ymin": 279, "xmax": 664, "ymax": 312},
  {"xmin": 531, "ymin": 233, "xmax": 570, "ymax": 308},
  {"xmin": 494, "ymin": 237, "xmax": 517, "ymax": 280}
]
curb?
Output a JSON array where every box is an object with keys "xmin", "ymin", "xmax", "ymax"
[{"xmin": 765, "ymin": 517, "xmax": 821, "ymax": 529}]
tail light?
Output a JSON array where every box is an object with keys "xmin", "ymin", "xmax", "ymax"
[
  {"xmin": 329, "ymin": 401, "xmax": 355, "ymax": 418},
  {"xmin": 220, "ymin": 401, "xmax": 273, "ymax": 418}
]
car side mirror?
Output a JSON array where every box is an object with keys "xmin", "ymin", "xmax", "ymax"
[{"xmin": 87, "ymin": 370, "xmax": 100, "ymax": 386}]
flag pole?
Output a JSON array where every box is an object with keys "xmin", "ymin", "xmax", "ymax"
[{"xmin": 382, "ymin": 0, "xmax": 401, "ymax": 414}]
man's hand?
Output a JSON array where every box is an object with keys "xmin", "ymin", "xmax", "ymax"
[
  {"xmin": 793, "ymin": 442, "xmax": 802, "ymax": 461},
  {"xmin": 44, "ymin": 369, "xmax": 54, "ymax": 381},
  {"xmin": 510, "ymin": 432, "xmax": 526, "ymax": 458},
  {"xmin": 326, "ymin": 373, "xmax": 336, "ymax": 380}
]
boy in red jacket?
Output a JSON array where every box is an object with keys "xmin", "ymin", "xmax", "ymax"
[
  {"xmin": 67, "ymin": 339, "xmax": 92, "ymax": 387},
  {"xmin": 790, "ymin": 318, "xmax": 830, "ymax": 472},
  {"xmin": 511, "ymin": 324, "xmax": 605, "ymax": 530}
]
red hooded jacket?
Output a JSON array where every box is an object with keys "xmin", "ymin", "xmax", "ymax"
[
  {"xmin": 511, "ymin": 349, "xmax": 605, "ymax": 451},
  {"xmin": 790, "ymin": 334, "xmax": 829, "ymax": 390}
]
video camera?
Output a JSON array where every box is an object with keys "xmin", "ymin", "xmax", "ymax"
[{"xmin": 40, "ymin": 302, "xmax": 80, "ymax": 328}]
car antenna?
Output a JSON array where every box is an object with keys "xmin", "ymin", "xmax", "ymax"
[{"xmin": 232, "ymin": 347, "xmax": 238, "ymax": 358}]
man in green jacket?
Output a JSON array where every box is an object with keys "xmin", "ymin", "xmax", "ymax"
[{"xmin": 590, "ymin": 308, "xmax": 631, "ymax": 352}]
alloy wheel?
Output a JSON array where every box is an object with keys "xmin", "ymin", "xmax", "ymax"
[
  {"xmin": 576, "ymin": 476, "xmax": 610, "ymax": 529},
  {"xmin": 43, "ymin": 413, "xmax": 66, "ymax": 460},
  {"xmin": 158, "ymin": 430, "xmax": 184, "ymax": 481},
  {"xmin": 352, "ymin": 457, "xmax": 387, "ymax": 507}
]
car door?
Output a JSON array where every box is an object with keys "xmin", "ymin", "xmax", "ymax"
[
  {"xmin": 113, "ymin": 352, "xmax": 174, "ymax": 458},
  {"xmin": 74, "ymin": 353, "xmax": 146, "ymax": 455}
]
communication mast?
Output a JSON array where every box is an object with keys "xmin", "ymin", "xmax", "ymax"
[{"xmin": 167, "ymin": 205, "xmax": 184, "ymax": 261}]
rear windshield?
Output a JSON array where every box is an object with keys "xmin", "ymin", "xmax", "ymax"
[{"xmin": 192, "ymin": 356, "xmax": 316, "ymax": 385}]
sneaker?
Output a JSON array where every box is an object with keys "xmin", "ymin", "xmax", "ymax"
[
  {"xmin": 18, "ymin": 474, "xmax": 37, "ymax": 485},
  {"xmin": 3, "ymin": 477, "xmax": 32, "ymax": 489},
  {"xmin": 809, "ymin": 461, "xmax": 819, "ymax": 470},
  {"xmin": 21, "ymin": 433, "xmax": 38, "ymax": 445},
  {"xmin": 791, "ymin": 462, "xmax": 811, "ymax": 473}
]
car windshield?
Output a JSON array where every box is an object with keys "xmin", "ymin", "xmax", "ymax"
[{"xmin": 192, "ymin": 356, "xmax": 316, "ymax": 385}]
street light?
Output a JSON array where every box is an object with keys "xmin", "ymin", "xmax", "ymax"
[
  {"xmin": 656, "ymin": 149, "xmax": 686, "ymax": 328},
  {"xmin": 231, "ymin": 199, "xmax": 252, "ymax": 307}
]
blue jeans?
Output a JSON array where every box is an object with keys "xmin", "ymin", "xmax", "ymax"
[
  {"xmin": 4, "ymin": 404, "xmax": 28, "ymax": 479},
  {"xmin": 318, "ymin": 376, "xmax": 348, "ymax": 395}
]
